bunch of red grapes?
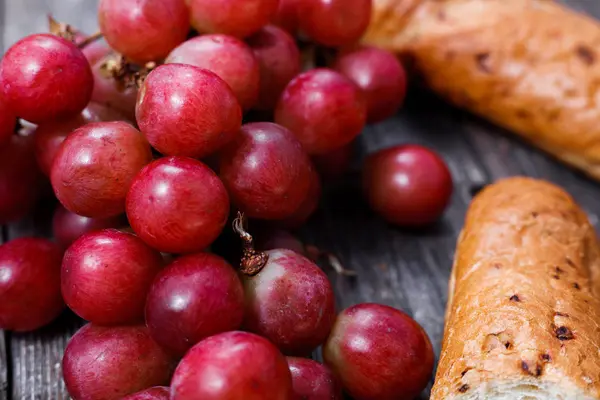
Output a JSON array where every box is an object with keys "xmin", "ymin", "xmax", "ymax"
[{"xmin": 0, "ymin": 0, "xmax": 453, "ymax": 398}]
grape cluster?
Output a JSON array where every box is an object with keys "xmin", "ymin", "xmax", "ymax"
[{"xmin": 0, "ymin": 0, "xmax": 453, "ymax": 399}]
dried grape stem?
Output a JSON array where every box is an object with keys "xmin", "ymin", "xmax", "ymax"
[
  {"xmin": 305, "ymin": 245, "xmax": 356, "ymax": 277},
  {"xmin": 233, "ymin": 212, "xmax": 268, "ymax": 276},
  {"xmin": 47, "ymin": 15, "xmax": 77, "ymax": 42},
  {"xmin": 101, "ymin": 55, "xmax": 156, "ymax": 89},
  {"xmin": 77, "ymin": 32, "xmax": 103, "ymax": 49}
]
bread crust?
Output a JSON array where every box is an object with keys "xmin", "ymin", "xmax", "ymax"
[
  {"xmin": 363, "ymin": 0, "xmax": 600, "ymax": 180},
  {"xmin": 430, "ymin": 177, "xmax": 600, "ymax": 399}
]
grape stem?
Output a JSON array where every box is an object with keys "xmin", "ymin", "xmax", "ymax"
[
  {"xmin": 305, "ymin": 245, "xmax": 357, "ymax": 277},
  {"xmin": 77, "ymin": 32, "xmax": 103, "ymax": 49},
  {"xmin": 233, "ymin": 212, "xmax": 269, "ymax": 276}
]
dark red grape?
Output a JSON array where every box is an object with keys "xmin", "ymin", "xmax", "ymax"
[
  {"xmin": 61, "ymin": 229, "xmax": 163, "ymax": 325},
  {"xmin": 145, "ymin": 253, "xmax": 244, "ymax": 356},
  {"xmin": 167, "ymin": 35, "xmax": 260, "ymax": 110},
  {"xmin": 98, "ymin": 0, "xmax": 189, "ymax": 63},
  {"xmin": 363, "ymin": 145, "xmax": 453, "ymax": 226},
  {"xmin": 272, "ymin": 0, "xmax": 299, "ymax": 34},
  {"xmin": 220, "ymin": 122, "xmax": 313, "ymax": 220},
  {"xmin": 247, "ymin": 25, "xmax": 301, "ymax": 110},
  {"xmin": 275, "ymin": 68, "xmax": 366, "ymax": 154},
  {"xmin": 136, "ymin": 64, "xmax": 241, "ymax": 158},
  {"xmin": 0, "ymin": 91, "xmax": 16, "ymax": 148},
  {"xmin": 171, "ymin": 331, "xmax": 293, "ymax": 400},
  {"xmin": 53, "ymin": 205, "xmax": 126, "ymax": 249},
  {"xmin": 91, "ymin": 56, "xmax": 138, "ymax": 121},
  {"xmin": 278, "ymin": 168, "xmax": 321, "ymax": 229},
  {"xmin": 34, "ymin": 103, "xmax": 127, "ymax": 176},
  {"xmin": 312, "ymin": 141, "xmax": 354, "ymax": 180},
  {"xmin": 0, "ymin": 133, "xmax": 43, "ymax": 224},
  {"xmin": 334, "ymin": 46, "xmax": 407, "ymax": 123},
  {"xmin": 63, "ymin": 324, "xmax": 174, "ymax": 400},
  {"xmin": 51, "ymin": 121, "xmax": 153, "ymax": 218},
  {"xmin": 256, "ymin": 229, "xmax": 306, "ymax": 255},
  {"xmin": 287, "ymin": 357, "xmax": 342, "ymax": 400},
  {"xmin": 297, "ymin": 0, "xmax": 372, "ymax": 47},
  {"xmin": 0, "ymin": 34, "xmax": 93, "ymax": 124},
  {"xmin": 122, "ymin": 387, "xmax": 169, "ymax": 400},
  {"xmin": 242, "ymin": 249, "xmax": 335, "ymax": 355},
  {"xmin": 324, "ymin": 303, "xmax": 435, "ymax": 400},
  {"xmin": 187, "ymin": 0, "xmax": 279, "ymax": 38},
  {"xmin": 126, "ymin": 157, "xmax": 230, "ymax": 253},
  {"xmin": 0, "ymin": 238, "xmax": 64, "ymax": 331}
]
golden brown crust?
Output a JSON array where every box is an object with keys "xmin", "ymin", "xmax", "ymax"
[
  {"xmin": 363, "ymin": 0, "xmax": 600, "ymax": 180},
  {"xmin": 431, "ymin": 177, "xmax": 600, "ymax": 399}
]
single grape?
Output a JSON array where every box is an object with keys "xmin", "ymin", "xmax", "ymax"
[
  {"xmin": 363, "ymin": 145, "xmax": 453, "ymax": 226},
  {"xmin": 51, "ymin": 121, "xmax": 153, "ymax": 218},
  {"xmin": 52, "ymin": 205, "xmax": 126, "ymax": 249},
  {"xmin": 324, "ymin": 303, "xmax": 435, "ymax": 400},
  {"xmin": 126, "ymin": 157, "xmax": 230, "ymax": 253},
  {"xmin": 220, "ymin": 122, "xmax": 313, "ymax": 220},
  {"xmin": 242, "ymin": 249, "xmax": 335, "ymax": 355},
  {"xmin": 297, "ymin": 0, "xmax": 372, "ymax": 47},
  {"xmin": 0, "ymin": 133, "xmax": 43, "ymax": 224},
  {"xmin": 145, "ymin": 253, "xmax": 244, "ymax": 356},
  {"xmin": 278, "ymin": 168, "xmax": 321, "ymax": 229},
  {"xmin": 256, "ymin": 229, "xmax": 306, "ymax": 255},
  {"xmin": 187, "ymin": 0, "xmax": 279, "ymax": 38},
  {"xmin": 272, "ymin": 0, "xmax": 299, "ymax": 34},
  {"xmin": 312, "ymin": 141, "xmax": 354, "ymax": 180},
  {"xmin": 122, "ymin": 387, "xmax": 170, "ymax": 400},
  {"xmin": 167, "ymin": 35, "xmax": 260, "ymax": 110},
  {"xmin": 98, "ymin": 0, "xmax": 189, "ymax": 63},
  {"xmin": 247, "ymin": 25, "xmax": 301, "ymax": 110},
  {"xmin": 81, "ymin": 40, "xmax": 111, "ymax": 66},
  {"xmin": 0, "ymin": 34, "xmax": 93, "ymax": 124},
  {"xmin": 34, "ymin": 103, "xmax": 128, "ymax": 176},
  {"xmin": 0, "ymin": 238, "xmax": 64, "ymax": 331},
  {"xmin": 61, "ymin": 229, "xmax": 163, "ymax": 325},
  {"xmin": 275, "ymin": 68, "xmax": 366, "ymax": 154},
  {"xmin": 63, "ymin": 324, "xmax": 174, "ymax": 400},
  {"xmin": 287, "ymin": 357, "xmax": 342, "ymax": 400},
  {"xmin": 0, "ymin": 91, "xmax": 16, "ymax": 148},
  {"xmin": 91, "ymin": 56, "xmax": 138, "ymax": 121},
  {"xmin": 136, "ymin": 64, "xmax": 242, "ymax": 158},
  {"xmin": 171, "ymin": 331, "xmax": 293, "ymax": 400},
  {"xmin": 334, "ymin": 46, "xmax": 407, "ymax": 123}
]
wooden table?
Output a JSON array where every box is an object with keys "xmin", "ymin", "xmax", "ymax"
[{"xmin": 2, "ymin": 0, "xmax": 600, "ymax": 398}]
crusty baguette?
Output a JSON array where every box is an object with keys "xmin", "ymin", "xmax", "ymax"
[
  {"xmin": 363, "ymin": 0, "xmax": 600, "ymax": 180},
  {"xmin": 431, "ymin": 177, "xmax": 600, "ymax": 399}
]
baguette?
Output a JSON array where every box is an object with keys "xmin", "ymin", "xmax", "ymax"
[
  {"xmin": 431, "ymin": 177, "xmax": 600, "ymax": 399},
  {"xmin": 363, "ymin": 0, "xmax": 600, "ymax": 180}
]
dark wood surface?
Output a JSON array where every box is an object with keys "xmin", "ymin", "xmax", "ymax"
[{"xmin": 3, "ymin": 0, "xmax": 600, "ymax": 399}]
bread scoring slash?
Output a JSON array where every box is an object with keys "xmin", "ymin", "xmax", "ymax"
[{"xmin": 431, "ymin": 177, "xmax": 600, "ymax": 399}]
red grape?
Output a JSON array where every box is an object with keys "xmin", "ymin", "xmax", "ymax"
[
  {"xmin": 187, "ymin": 0, "xmax": 279, "ymax": 38},
  {"xmin": 363, "ymin": 145, "xmax": 453, "ymax": 226},
  {"xmin": 136, "ymin": 64, "xmax": 241, "ymax": 158},
  {"xmin": 0, "ymin": 91, "xmax": 16, "ymax": 148},
  {"xmin": 0, "ymin": 133, "xmax": 43, "ymax": 224},
  {"xmin": 122, "ymin": 387, "xmax": 170, "ymax": 400},
  {"xmin": 334, "ymin": 46, "xmax": 407, "ymax": 123},
  {"xmin": 171, "ymin": 331, "xmax": 293, "ymax": 400},
  {"xmin": 247, "ymin": 25, "xmax": 301, "ymax": 110},
  {"xmin": 275, "ymin": 68, "xmax": 366, "ymax": 154},
  {"xmin": 257, "ymin": 229, "xmax": 306, "ymax": 255},
  {"xmin": 0, "ymin": 238, "xmax": 64, "ymax": 331},
  {"xmin": 287, "ymin": 357, "xmax": 342, "ymax": 400},
  {"xmin": 34, "ymin": 103, "xmax": 127, "ymax": 176},
  {"xmin": 272, "ymin": 0, "xmax": 299, "ymax": 34},
  {"xmin": 0, "ymin": 34, "xmax": 93, "ymax": 124},
  {"xmin": 167, "ymin": 35, "xmax": 260, "ymax": 110},
  {"xmin": 242, "ymin": 249, "xmax": 335, "ymax": 355},
  {"xmin": 297, "ymin": 0, "xmax": 372, "ymax": 47},
  {"xmin": 145, "ymin": 253, "xmax": 244, "ymax": 356},
  {"xmin": 63, "ymin": 324, "xmax": 174, "ymax": 400},
  {"xmin": 53, "ymin": 205, "xmax": 125, "ymax": 249},
  {"xmin": 81, "ymin": 40, "xmax": 111, "ymax": 66},
  {"xmin": 91, "ymin": 56, "xmax": 138, "ymax": 121},
  {"xmin": 61, "ymin": 229, "xmax": 163, "ymax": 325},
  {"xmin": 51, "ymin": 121, "xmax": 153, "ymax": 218},
  {"xmin": 312, "ymin": 141, "xmax": 354, "ymax": 180},
  {"xmin": 98, "ymin": 0, "xmax": 189, "ymax": 63},
  {"xmin": 278, "ymin": 168, "xmax": 321, "ymax": 229},
  {"xmin": 324, "ymin": 303, "xmax": 435, "ymax": 400},
  {"xmin": 126, "ymin": 157, "xmax": 229, "ymax": 253},
  {"xmin": 220, "ymin": 122, "xmax": 313, "ymax": 220}
]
